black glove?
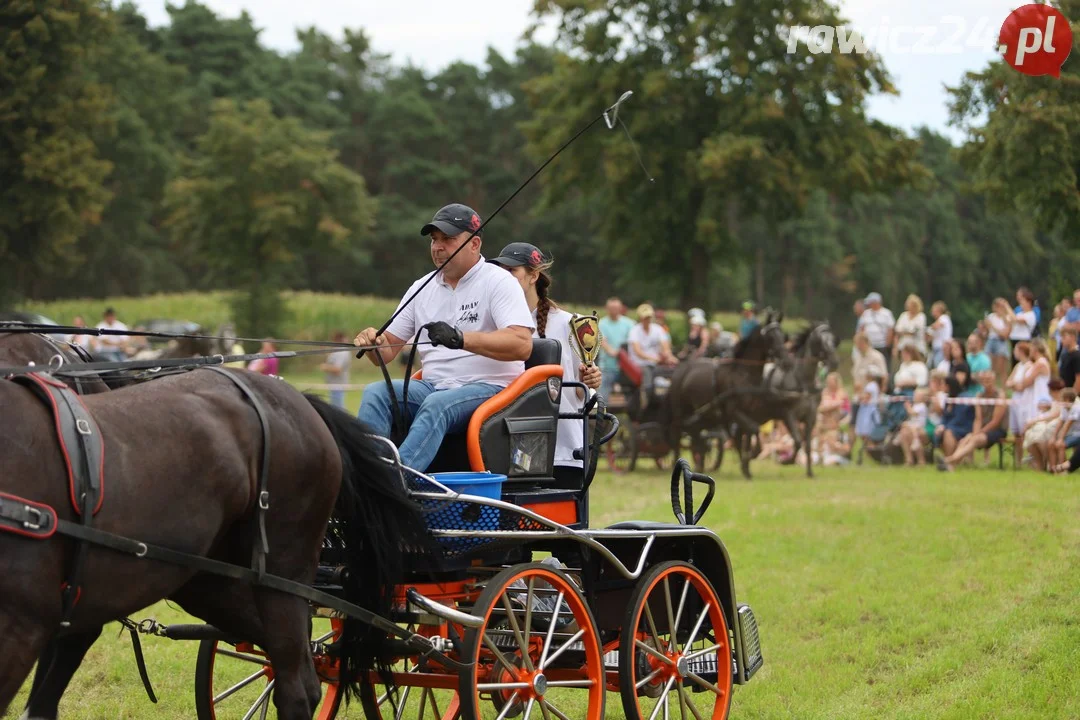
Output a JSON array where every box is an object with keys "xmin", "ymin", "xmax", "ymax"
[{"xmin": 423, "ymin": 321, "xmax": 464, "ymax": 350}]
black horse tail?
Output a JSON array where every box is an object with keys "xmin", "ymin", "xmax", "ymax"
[{"xmin": 303, "ymin": 394, "xmax": 437, "ymax": 712}]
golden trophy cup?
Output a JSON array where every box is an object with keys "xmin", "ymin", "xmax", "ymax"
[{"xmin": 567, "ymin": 312, "xmax": 602, "ymax": 368}]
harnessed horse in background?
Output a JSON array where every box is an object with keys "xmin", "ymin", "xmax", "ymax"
[
  {"xmin": 664, "ymin": 312, "xmax": 790, "ymax": 479},
  {"xmin": 751, "ymin": 322, "xmax": 840, "ymax": 478},
  {"xmin": 0, "ymin": 332, "xmax": 434, "ymax": 720}
]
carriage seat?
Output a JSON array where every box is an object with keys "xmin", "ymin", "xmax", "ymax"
[
  {"xmin": 414, "ymin": 338, "xmax": 564, "ymax": 482},
  {"xmin": 523, "ymin": 337, "xmax": 561, "ymax": 368}
]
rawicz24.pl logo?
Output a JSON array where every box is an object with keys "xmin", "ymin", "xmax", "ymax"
[
  {"xmin": 997, "ymin": 3, "xmax": 1072, "ymax": 77},
  {"xmin": 786, "ymin": 4, "xmax": 1072, "ymax": 77}
]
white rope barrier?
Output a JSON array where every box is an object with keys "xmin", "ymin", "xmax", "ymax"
[{"xmin": 876, "ymin": 395, "xmax": 1072, "ymax": 407}]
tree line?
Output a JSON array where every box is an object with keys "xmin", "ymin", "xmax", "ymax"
[{"xmin": 2, "ymin": 0, "xmax": 1077, "ymax": 337}]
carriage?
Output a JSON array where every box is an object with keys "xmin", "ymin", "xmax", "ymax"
[
  {"xmin": 604, "ymin": 352, "xmax": 725, "ymax": 474},
  {"xmin": 193, "ymin": 337, "xmax": 763, "ymax": 719},
  {"xmin": 0, "ymin": 330, "xmax": 763, "ymax": 720}
]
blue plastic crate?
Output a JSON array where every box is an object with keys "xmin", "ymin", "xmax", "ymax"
[{"xmin": 420, "ymin": 472, "xmax": 505, "ymax": 552}]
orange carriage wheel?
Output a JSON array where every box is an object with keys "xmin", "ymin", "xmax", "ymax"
[
  {"xmin": 372, "ymin": 674, "xmax": 462, "ymax": 720},
  {"xmin": 194, "ymin": 617, "xmax": 343, "ymax": 719},
  {"xmin": 458, "ymin": 562, "xmax": 605, "ymax": 720},
  {"xmin": 619, "ymin": 561, "xmax": 734, "ymax": 720}
]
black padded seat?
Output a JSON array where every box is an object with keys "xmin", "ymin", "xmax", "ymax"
[{"xmin": 526, "ymin": 338, "xmax": 561, "ymax": 368}]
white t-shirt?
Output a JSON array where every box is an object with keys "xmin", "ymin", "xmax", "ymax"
[
  {"xmin": 628, "ymin": 323, "xmax": 667, "ymax": 367},
  {"xmin": 386, "ymin": 258, "xmax": 535, "ymax": 390},
  {"xmin": 905, "ymin": 402, "xmax": 928, "ymax": 427},
  {"xmin": 894, "ymin": 312, "xmax": 927, "ymax": 354},
  {"xmin": 986, "ymin": 313, "xmax": 1009, "ymax": 340},
  {"xmin": 1010, "ymin": 310, "xmax": 1037, "ymax": 341},
  {"xmin": 534, "ymin": 306, "xmax": 585, "ymax": 468},
  {"xmin": 894, "ymin": 361, "xmax": 929, "ymax": 388},
  {"xmin": 930, "ymin": 314, "xmax": 952, "ymax": 351},
  {"xmin": 857, "ymin": 307, "xmax": 895, "ymax": 349},
  {"xmin": 95, "ymin": 319, "xmax": 129, "ymax": 349}
]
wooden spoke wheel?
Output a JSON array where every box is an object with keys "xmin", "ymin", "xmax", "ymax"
[
  {"xmin": 194, "ymin": 617, "xmax": 343, "ymax": 719},
  {"xmin": 459, "ymin": 562, "xmax": 605, "ymax": 720},
  {"xmin": 619, "ymin": 561, "xmax": 734, "ymax": 720}
]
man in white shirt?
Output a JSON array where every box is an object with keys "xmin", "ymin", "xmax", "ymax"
[
  {"xmin": 857, "ymin": 292, "xmax": 895, "ymax": 373},
  {"xmin": 95, "ymin": 307, "xmax": 129, "ymax": 362},
  {"xmin": 628, "ymin": 303, "xmax": 674, "ymax": 406},
  {"xmin": 353, "ymin": 203, "xmax": 535, "ymax": 472}
]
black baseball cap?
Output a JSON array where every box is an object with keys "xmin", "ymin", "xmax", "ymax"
[
  {"xmin": 488, "ymin": 242, "xmax": 550, "ymax": 269},
  {"xmin": 420, "ymin": 203, "xmax": 483, "ymax": 237}
]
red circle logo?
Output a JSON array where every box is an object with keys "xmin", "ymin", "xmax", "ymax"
[{"xmin": 999, "ymin": 4, "xmax": 1072, "ymax": 78}]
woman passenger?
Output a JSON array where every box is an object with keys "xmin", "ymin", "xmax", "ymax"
[{"xmin": 489, "ymin": 243, "xmax": 602, "ymax": 484}]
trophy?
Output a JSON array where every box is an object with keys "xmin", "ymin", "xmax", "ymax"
[{"xmin": 567, "ymin": 311, "xmax": 602, "ymax": 367}]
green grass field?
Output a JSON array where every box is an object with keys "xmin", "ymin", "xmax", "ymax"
[{"xmin": 6, "ymin": 410, "xmax": 1078, "ymax": 719}]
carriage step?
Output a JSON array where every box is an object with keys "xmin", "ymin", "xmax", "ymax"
[{"xmin": 739, "ymin": 604, "xmax": 764, "ymax": 680}]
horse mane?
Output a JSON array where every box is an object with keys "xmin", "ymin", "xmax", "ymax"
[
  {"xmin": 790, "ymin": 324, "xmax": 816, "ymax": 353},
  {"xmin": 733, "ymin": 325, "xmax": 762, "ymax": 359}
]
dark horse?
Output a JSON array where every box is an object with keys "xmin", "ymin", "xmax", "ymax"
[
  {"xmin": 749, "ymin": 321, "xmax": 840, "ymax": 478},
  {"xmin": 0, "ymin": 338, "xmax": 433, "ymax": 719},
  {"xmin": 665, "ymin": 313, "xmax": 790, "ymax": 479}
]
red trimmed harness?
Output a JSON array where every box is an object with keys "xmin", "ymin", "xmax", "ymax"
[{"xmin": 1, "ymin": 372, "xmax": 105, "ymax": 625}]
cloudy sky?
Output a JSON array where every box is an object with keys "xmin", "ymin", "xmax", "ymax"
[{"xmin": 130, "ymin": 0, "xmax": 1024, "ymax": 142}]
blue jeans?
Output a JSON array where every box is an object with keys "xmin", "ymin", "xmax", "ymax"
[
  {"xmin": 329, "ymin": 388, "xmax": 346, "ymax": 409},
  {"xmin": 358, "ymin": 379, "xmax": 501, "ymax": 472}
]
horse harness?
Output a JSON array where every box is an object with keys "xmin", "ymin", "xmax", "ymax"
[
  {"xmin": 0, "ymin": 367, "xmax": 466, "ymax": 672},
  {"xmin": 2, "ymin": 372, "xmax": 105, "ymax": 626},
  {"xmin": 0, "ymin": 368, "xmax": 275, "ymax": 623}
]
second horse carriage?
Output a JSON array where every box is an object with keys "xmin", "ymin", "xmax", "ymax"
[
  {"xmin": 604, "ymin": 348, "xmax": 726, "ymax": 474},
  {"xmin": 0, "ymin": 329, "xmax": 763, "ymax": 720}
]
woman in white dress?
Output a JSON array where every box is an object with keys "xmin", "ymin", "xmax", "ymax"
[
  {"xmin": 489, "ymin": 242, "xmax": 602, "ymax": 481},
  {"xmin": 893, "ymin": 294, "xmax": 927, "ymax": 363},
  {"xmin": 1023, "ymin": 339, "xmax": 1052, "ymax": 426},
  {"xmin": 1005, "ymin": 341, "xmax": 1035, "ymax": 467}
]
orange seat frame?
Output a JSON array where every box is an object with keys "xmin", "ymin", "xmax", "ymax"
[{"xmin": 411, "ymin": 365, "xmax": 564, "ymax": 471}]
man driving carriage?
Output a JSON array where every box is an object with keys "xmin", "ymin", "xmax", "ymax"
[
  {"xmin": 628, "ymin": 303, "xmax": 677, "ymax": 410},
  {"xmin": 353, "ymin": 203, "xmax": 535, "ymax": 471}
]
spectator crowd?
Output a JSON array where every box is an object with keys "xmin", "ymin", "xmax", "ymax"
[{"xmin": 770, "ymin": 287, "xmax": 1080, "ymax": 475}]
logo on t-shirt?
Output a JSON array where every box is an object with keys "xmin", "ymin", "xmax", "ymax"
[{"xmin": 459, "ymin": 299, "xmax": 480, "ymax": 326}]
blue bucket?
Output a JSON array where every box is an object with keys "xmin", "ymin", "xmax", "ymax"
[{"xmin": 421, "ymin": 472, "xmax": 506, "ymax": 551}]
